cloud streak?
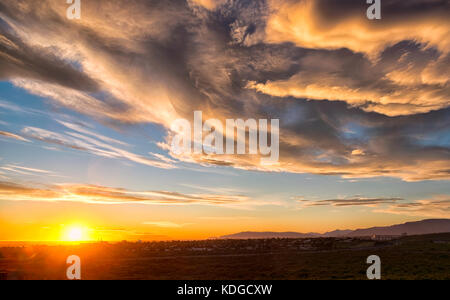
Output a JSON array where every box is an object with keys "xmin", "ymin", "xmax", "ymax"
[
  {"xmin": 0, "ymin": 164, "xmax": 56, "ymax": 177},
  {"xmin": 297, "ymin": 194, "xmax": 450, "ymax": 218},
  {"xmin": 142, "ymin": 221, "xmax": 192, "ymax": 228},
  {"xmin": 21, "ymin": 123, "xmax": 176, "ymax": 169},
  {"xmin": 376, "ymin": 195, "xmax": 450, "ymax": 218},
  {"xmin": 0, "ymin": 130, "xmax": 29, "ymax": 142},
  {"xmin": 298, "ymin": 196, "xmax": 404, "ymax": 207},
  {"xmin": 0, "ymin": 181, "xmax": 249, "ymax": 206}
]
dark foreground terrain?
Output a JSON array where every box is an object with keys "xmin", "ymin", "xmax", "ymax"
[{"xmin": 0, "ymin": 233, "xmax": 449, "ymax": 280}]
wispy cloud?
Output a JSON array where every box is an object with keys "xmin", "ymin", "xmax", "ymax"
[
  {"xmin": 296, "ymin": 194, "xmax": 450, "ymax": 219},
  {"xmin": 180, "ymin": 184, "xmax": 246, "ymax": 195},
  {"xmin": 89, "ymin": 227, "xmax": 171, "ymax": 241},
  {"xmin": 0, "ymin": 181, "xmax": 249, "ymax": 206},
  {"xmin": 376, "ymin": 195, "xmax": 450, "ymax": 218},
  {"xmin": 57, "ymin": 120, "xmax": 129, "ymax": 147},
  {"xmin": 21, "ymin": 125, "xmax": 176, "ymax": 170},
  {"xmin": 297, "ymin": 196, "xmax": 404, "ymax": 207},
  {"xmin": 0, "ymin": 130, "xmax": 29, "ymax": 142},
  {"xmin": 0, "ymin": 100, "xmax": 38, "ymax": 115},
  {"xmin": 0, "ymin": 164, "xmax": 57, "ymax": 177},
  {"xmin": 142, "ymin": 221, "xmax": 193, "ymax": 228},
  {"xmin": 199, "ymin": 216, "xmax": 255, "ymax": 221},
  {"xmin": 6, "ymin": 165, "xmax": 53, "ymax": 174}
]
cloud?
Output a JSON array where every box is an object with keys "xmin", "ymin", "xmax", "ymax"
[
  {"xmin": 0, "ymin": 181, "xmax": 61, "ymax": 199},
  {"xmin": 376, "ymin": 195, "xmax": 450, "ymax": 218},
  {"xmin": 189, "ymin": 0, "xmax": 227, "ymax": 10},
  {"xmin": 57, "ymin": 120, "xmax": 129, "ymax": 147},
  {"xmin": 142, "ymin": 221, "xmax": 192, "ymax": 228},
  {"xmin": 298, "ymin": 196, "xmax": 404, "ymax": 207},
  {"xmin": 21, "ymin": 124, "xmax": 176, "ymax": 169},
  {"xmin": 0, "ymin": 20, "xmax": 99, "ymax": 91},
  {"xmin": 0, "ymin": 100, "xmax": 36, "ymax": 115},
  {"xmin": 163, "ymin": 103, "xmax": 450, "ymax": 181},
  {"xmin": 265, "ymin": 0, "xmax": 450, "ymax": 56},
  {"xmin": 247, "ymin": 44, "xmax": 450, "ymax": 116},
  {"xmin": 249, "ymin": 1, "xmax": 450, "ymax": 116},
  {"xmin": 296, "ymin": 194, "xmax": 450, "ymax": 218},
  {"xmin": 0, "ymin": 181, "xmax": 249, "ymax": 206},
  {"xmin": 199, "ymin": 216, "xmax": 255, "ymax": 221},
  {"xmin": 0, "ymin": 164, "xmax": 55, "ymax": 176},
  {"xmin": 0, "ymin": 130, "xmax": 29, "ymax": 142},
  {"xmin": 0, "ymin": 0, "xmax": 448, "ymax": 182},
  {"xmin": 88, "ymin": 227, "xmax": 171, "ymax": 240}
]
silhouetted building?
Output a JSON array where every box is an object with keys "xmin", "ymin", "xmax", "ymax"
[{"xmin": 371, "ymin": 235, "xmax": 400, "ymax": 241}]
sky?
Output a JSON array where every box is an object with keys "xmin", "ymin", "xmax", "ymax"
[{"xmin": 0, "ymin": 0, "xmax": 449, "ymax": 242}]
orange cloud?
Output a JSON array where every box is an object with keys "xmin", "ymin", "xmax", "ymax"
[
  {"xmin": 247, "ymin": 75, "xmax": 449, "ymax": 117},
  {"xmin": 252, "ymin": 0, "xmax": 450, "ymax": 116},
  {"xmin": 247, "ymin": 47, "xmax": 450, "ymax": 116},
  {"xmin": 189, "ymin": 0, "xmax": 227, "ymax": 10},
  {"xmin": 0, "ymin": 181, "xmax": 248, "ymax": 206},
  {"xmin": 265, "ymin": 0, "xmax": 450, "ymax": 56}
]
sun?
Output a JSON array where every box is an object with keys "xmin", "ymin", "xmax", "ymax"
[
  {"xmin": 63, "ymin": 225, "xmax": 90, "ymax": 242},
  {"xmin": 68, "ymin": 228, "xmax": 83, "ymax": 241}
]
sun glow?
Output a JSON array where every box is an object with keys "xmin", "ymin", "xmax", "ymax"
[{"xmin": 62, "ymin": 225, "xmax": 90, "ymax": 242}]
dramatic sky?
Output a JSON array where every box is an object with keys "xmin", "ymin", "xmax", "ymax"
[{"xmin": 0, "ymin": 0, "xmax": 449, "ymax": 241}]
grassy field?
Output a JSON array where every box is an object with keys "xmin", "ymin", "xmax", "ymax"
[{"xmin": 0, "ymin": 233, "xmax": 448, "ymax": 280}]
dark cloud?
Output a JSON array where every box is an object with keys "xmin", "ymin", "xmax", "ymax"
[{"xmin": 0, "ymin": 17, "xmax": 99, "ymax": 91}]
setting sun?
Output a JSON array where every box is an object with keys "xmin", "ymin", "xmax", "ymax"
[{"xmin": 63, "ymin": 226, "xmax": 90, "ymax": 242}]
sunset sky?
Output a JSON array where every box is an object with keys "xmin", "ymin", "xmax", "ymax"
[{"xmin": 0, "ymin": 0, "xmax": 449, "ymax": 242}]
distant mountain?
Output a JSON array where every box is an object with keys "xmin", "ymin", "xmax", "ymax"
[
  {"xmin": 219, "ymin": 219, "xmax": 450, "ymax": 240},
  {"xmin": 322, "ymin": 230, "xmax": 353, "ymax": 237},
  {"xmin": 348, "ymin": 219, "xmax": 450, "ymax": 237},
  {"xmin": 220, "ymin": 232, "xmax": 321, "ymax": 239}
]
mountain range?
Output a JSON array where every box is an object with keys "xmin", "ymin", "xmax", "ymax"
[{"xmin": 219, "ymin": 219, "xmax": 450, "ymax": 239}]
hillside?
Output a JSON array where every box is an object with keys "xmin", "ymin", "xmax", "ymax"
[{"xmin": 220, "ymin": 219, "xmax": 450, "ymax": 239}]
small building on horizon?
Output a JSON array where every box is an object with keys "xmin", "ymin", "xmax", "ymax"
[{"xmin": 371, "ymin": 235, "xmax": 400, "ymax": 241}]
